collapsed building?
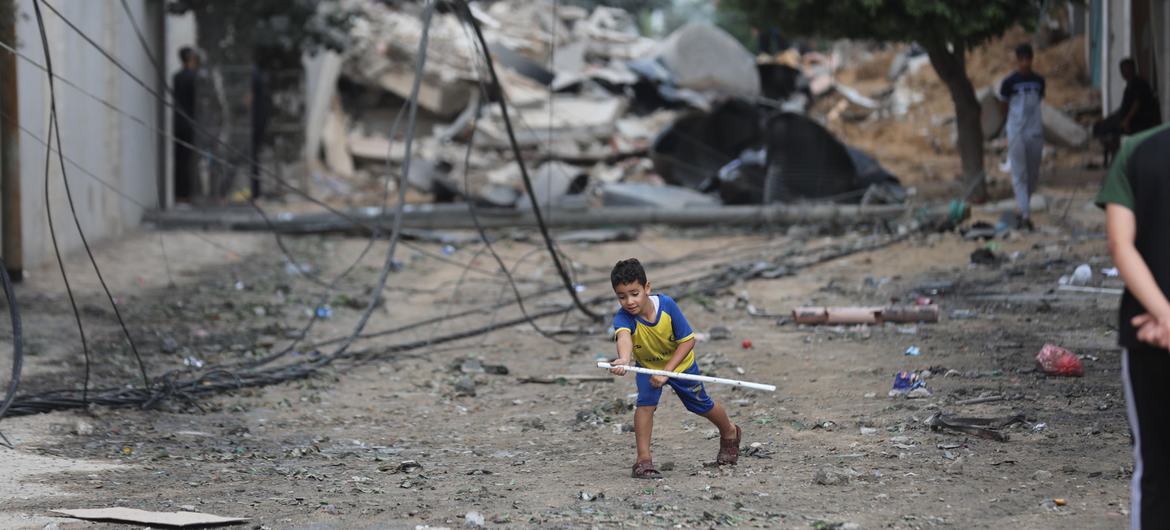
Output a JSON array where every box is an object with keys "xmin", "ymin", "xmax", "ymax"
[{"xmin": 303, "ymin": 0, "xmax": 909, "ymax": 212}]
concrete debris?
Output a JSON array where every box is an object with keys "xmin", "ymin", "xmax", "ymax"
[
  {"xmin": 978, "ymin": 86, "xmax": 1089, "ymax": 146},
  {"xmin": 517, "ymin": 161, "xmax": 589, "ymax": 209},
  {"xmin": 600, "ymin": 183, "xmax": 719, "ymax": 209},
  {"xmin": 656, "ymin": 23, "xmax": 761, "ymax": 98}
]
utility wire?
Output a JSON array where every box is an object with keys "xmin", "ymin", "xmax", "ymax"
[
  {"xmin": 32, "ymin": 0, "xmax": 151, "ymax": 392},
  {"xmin": 454, "ymin": 0, "xmax": 600, "ymax": 321}
]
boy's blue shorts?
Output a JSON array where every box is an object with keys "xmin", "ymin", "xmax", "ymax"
[{"xmin": 635, "ymin": 362, "xmax": 714, "ymax": 414}]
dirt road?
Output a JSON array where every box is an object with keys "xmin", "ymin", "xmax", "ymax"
[{"xmin": 0, "ymin": 190, "xmax": 1132, "ymax": 529}]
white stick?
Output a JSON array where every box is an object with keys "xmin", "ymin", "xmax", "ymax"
[{"xmin": 596, "ymin": 362, "xmax": 776, "ymax": 392}]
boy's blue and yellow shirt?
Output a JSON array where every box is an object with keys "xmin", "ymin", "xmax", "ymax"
[{"xmin": 612, "ymin": 294, "xmax": 695, "ymax": 371}]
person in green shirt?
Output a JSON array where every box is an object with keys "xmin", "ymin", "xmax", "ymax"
[{"xmin": 1096, "ymin": 122, "xmax": 1170, "ymax": 529}]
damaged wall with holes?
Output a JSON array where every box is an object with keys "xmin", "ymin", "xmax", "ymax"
[{"xmin": 7, "ymin": 1, "xmax": 167, "ymax": 269}]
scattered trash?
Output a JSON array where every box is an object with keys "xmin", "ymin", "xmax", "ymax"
[
  {"xmin": 792, "ymin": 305, "xmax": 939, "ymax": 325},
  {"xmin": 1102, "ymin": 267, "xmax": 1119, "ymax": 278},
  {"xmin": 183, "ymin": 356, "xmax": 205, "ymax": 369},
  {"xmin": 1036, "ymin": 344, "xmax": 1084, "ymax": 377},
  {"xmin": 454, "ymin": 376, "xmax": 477, "ymax": 397},
  {"xmin": 813, "ymin": 466, "xmax": 856, "ymax": 486},
  {"xmin": 465, "ymin": 510, "xmax": 486, "ymax": 527},
  {"xmin": 1032, "ymin": 423, "xmax": 1048, "ymax": 432},
  {"xmin": 1053, "ymin": 498, "xmax": 1067, "ymax": 507},
  {"xmin": 51, "ymin": 507, "xmax": 246, "ymax": 527},
  {"xmin": 859, "ymin": 427, "xmax": 878, "ymax": 436},
  {"xmin": 315, "ymin": 305, "xmax": 333, "ymax": 319},
  {"xmin": 889, "ymin": 371, "xmax": 931, "ymax": 398},
  {"xmin": 578, "ymin": 490, "xmax": 605, "ymax": 502},
  {"xmin": 709, "ymin": 325, "xmax": 732, "ymax": 341},
  {"xmin": 904, "ymin": 346, "xmax": 921, "ymax": 357},
  {"xmin": 1070, "ymin": 264, "xmax": 1092, "ymax": 286},
  {"xmin": 442, "ymin": 245, "xmax": 457, "ymax": 256},
  {"xmin": 925, "ymin": 413, "xmax": 1025, "ymax": 442},
  {"xmin": 949, "ymin": 309, "xmax": 977, "ymax": 320},
  {"xmin": 970, "ymin": 248, "xmax": 1004, "ymax": 266},
  {"xmin": 741, "ymin": 339, "xmax": 753, "ymax": 349},
  {"xmin": 458, "ymin": 358, "xmax": 509, "ymax": 375}
]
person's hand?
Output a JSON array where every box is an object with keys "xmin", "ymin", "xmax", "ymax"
[
  {"xmin": 650, "ymin": 375, "xmax": 669, "ymax": 388},
  {"xmin": 1122, "ymin": 120, "xmax": 1133, "ymax": 134},
  {"xmin": 609, "ymin": 358, "xmax": 630, "ymax": 376},
  {"xmin": 1132, "ymin": 314, "xmax": 1170, "ymax": 349}
]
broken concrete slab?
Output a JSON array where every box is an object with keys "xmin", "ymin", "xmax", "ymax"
[
  {"xmin": 1041, "ymin": 102, "xmax": 1090, "ymax": 147},
  {"xmin": 518, "ymin": 161, "xmax": 589, "ymax": 209},
  {"xmin": 475, "ymin": 183, "xmax": 521, "ymax": 208},
  {"xmin": 322, "ymin": 96, "xmax": 355, "ymax": 178},
  {"xmin": 52, "ymin": 507, "xmax": 246, "ymax": 527},
  {"xmin": 303, "ymin": 51, "xmax": 343, "ymax": 167},
  {"xmin": 657, "ymin": 23, "xmax": 760, "ymax": 97},
  {"xmin": 978, "ymin": 86, "xmax": 1089, "ymax": 146},
  {"xmin": 600, "ymin": 183, "xmax": 719, "ymax": 209},
  {"xmin": 478, "ymin": 96, "xmax": 627, "ymax": 147}
]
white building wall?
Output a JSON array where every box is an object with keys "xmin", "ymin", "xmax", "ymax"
[{"xmin": 15, "ymin": 0, "xmax": 163, "ymax": 268}]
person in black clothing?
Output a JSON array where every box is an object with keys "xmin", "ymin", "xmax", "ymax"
[
  {"xmin": 1094, "ymin": 58, "xmax": 1164, "ymax": 164},
  {"xmin": 172, "ymin": 47, "xmax": 199, "ymax": 203},
  {"xmin": 1116, "ymin": 58, "xmax": 1163, "ymax": 134},
  {"xmin": 248, "ymin": 62, "xmax": 269, "ymax": 200}
]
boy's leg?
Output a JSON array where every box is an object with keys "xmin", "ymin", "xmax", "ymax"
[
  {"xmin": 1008, "ymin": 136, "xmax": 1031, "ymax": 220},
  {"xmin": 1122, "ymin": 349, "xmax": 1170, "ymax": 529},
  {"xmin": 634, "ymin": 372, "xmax": 663, "ymax": 464},
  {"xmin": 634, "ymin": 406, "xmax": 656, "ymax": 462},
  {"xmin": 701, "ymin": 403, "xmax": 737, "ymax": 439}
]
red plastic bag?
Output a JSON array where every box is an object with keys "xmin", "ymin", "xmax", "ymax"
[{"xmin": 1036, "ymin": 344, "xmax": 1084, "ymax": 377}]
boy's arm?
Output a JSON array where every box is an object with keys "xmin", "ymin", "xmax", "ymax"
[
  {"xmin": 1107, "ymin": 204, "xmax": 1170, "ymax": 347},
  {"xmin": 609, "ymin": 330, "xmax": 635, "ymax": 376}
]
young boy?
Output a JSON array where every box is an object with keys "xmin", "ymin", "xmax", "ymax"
[
  {"xmin": 607, "ymin": 258, "xmax": 741, "ymax": 478},
  {"xmin": 998, "ymin": 43, "xmax": 1046, "ymax": 231},
  {"xmin": 1098, "ymin": 122, "xmax": 1170, "ymax": 529}
]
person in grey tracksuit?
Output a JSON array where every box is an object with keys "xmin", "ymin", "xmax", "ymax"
[{"xmin": 998, "ymin": 43, "xmax": 1046, "ymax": 231}]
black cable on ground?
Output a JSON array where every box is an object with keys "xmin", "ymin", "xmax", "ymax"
[
  {"xmin": 455, "ymin": 0, "xmax": 600, "ymax": 321},
  {"xmin": 32, "ymin": 0, "xmax": 151, "ymax": 391},
  {"xmin": 454, "ymin": 26, "xmax": 570, "ymax": 344},
  {"xmin": 1, "ymin": 232, "xmax": 907, "ymax": 417},
  {"xmin": 0, "ymin": 257, "xmax": 23, "ymax": 428}
]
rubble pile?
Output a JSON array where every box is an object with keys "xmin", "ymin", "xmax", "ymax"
[{"xmin": 306, "ymin": 0, "xmax": 908, "ymax": 211}]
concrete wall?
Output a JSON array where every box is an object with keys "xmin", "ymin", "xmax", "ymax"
[{"xmin": 13, "ymin": 0, "xmax": 164, "ymax": 268}]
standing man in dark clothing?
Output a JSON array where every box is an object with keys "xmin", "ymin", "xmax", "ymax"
[
  {"xmin": 1116, "ymin": 58, "xmax": 1162, "ymax": 134},
  {"xmin": 1094, "ymin": 58, "xmax": 1164, "ymax": 164},
  {"xmin": 172, "ymin": 47, "xmax": 199, "ymax": 203},
  {"xmin": 1097, "ymin": 122, "xmax": 1170, "ymax": 530},
  {"xmin": 248, "ymin": 62, "xmax": 269, "ymax": 200}
]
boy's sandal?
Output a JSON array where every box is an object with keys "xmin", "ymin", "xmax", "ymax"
[
  {"xmin": 631, "ymin": 459, "xmax": 662, "ymax": 479},
  {"xmin": 717, "ymin": 425, "xmax": 742, "ymax": 466}
]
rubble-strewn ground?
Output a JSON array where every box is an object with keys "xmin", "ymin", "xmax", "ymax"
[{"xmin": 0, "ymin": 177, "xmax": 1136, "ymax": 529}]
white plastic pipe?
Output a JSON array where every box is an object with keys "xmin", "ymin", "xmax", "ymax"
[{"xmin": 596, "ymin": 362, "xmax": 776, "ymax": 392}]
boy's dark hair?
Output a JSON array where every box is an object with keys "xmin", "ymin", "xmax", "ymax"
[
  {"xmin": 611, "ymin": 258, "xmax": 647, "ymax": 287},
  {"xmin": 1120, "ymin": 57, "xmax": 1136, "ymax": 70},
  {"xmin": 1015, "ymin": 43, "xmax": 1033, "ymax": 59},
  {"xmin": 179, "ymin": 46, "xmax": 196, "ymax": 64}
]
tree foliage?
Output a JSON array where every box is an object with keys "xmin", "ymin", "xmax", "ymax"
[
  {"xmin": 166, "ymin": 0, "xmax": 357, "ymax": 66},
  {"xmin": 721, "ymin": 0, "xmax": 1046, "ymax": 198},
  {"xmin": 719, "ymin": 0, "xmax": 1042, "ymax": 50}
]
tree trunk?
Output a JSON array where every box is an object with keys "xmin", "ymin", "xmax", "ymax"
[{"xmin": 924, "ymin": 42, "xmax": 987, "ymax": 202}]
